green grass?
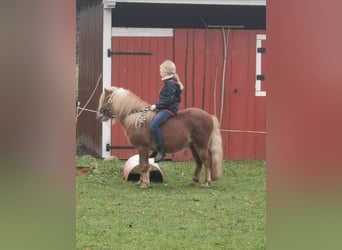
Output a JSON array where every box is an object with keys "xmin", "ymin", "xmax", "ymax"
[{"xmin": 76, "ymin": 158, "xmax": 266, "ymax": 250}]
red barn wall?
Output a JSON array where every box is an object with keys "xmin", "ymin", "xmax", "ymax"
[{"xmin": 110, "ymin": 28, "xmax": 266, "ymax": 160}]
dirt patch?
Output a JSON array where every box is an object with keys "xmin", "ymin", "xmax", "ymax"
[{"xmin": 76, "ymin": 166, "xmax": 91, "ymax": 175}]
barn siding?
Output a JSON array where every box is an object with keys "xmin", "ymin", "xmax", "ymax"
[
  {"xmin": 110, "ymin": 28, "xmax": 266, "ymax": 160},
  {"xmin": 173, "ymin": 29, "xmax": 266, "ymax": 161},
  {"xmin": 77, "ymin": 3, "xmax": 103, "ymax": 156},
  {"xmin": 110, "ymin": 34, "xmax": 174, "ymax": 159}
]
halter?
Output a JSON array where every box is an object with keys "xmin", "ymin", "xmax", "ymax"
[{"xmin": 101, "ymin": 93, "xmax": 116, "ymax": 118}]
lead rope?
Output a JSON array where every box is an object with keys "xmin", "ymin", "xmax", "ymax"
[{"xmin": 76, "ymin": 73, "xmax": 102, "ymax": 122}]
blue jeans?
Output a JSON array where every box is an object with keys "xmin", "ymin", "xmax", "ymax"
[{"xmin": 150, "ymin": 111, "xmax": 173, "ymax": 147}]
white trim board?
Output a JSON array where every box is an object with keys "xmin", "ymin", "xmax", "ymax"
[
  {"xmin": 102, "ymin": 8, "xmax": 112, "ymax": 159},
  {"xmin": 255, "ymin": 34, "xmax": 266, "ymax": 97},
  {"xmin": 112, "ymin": 27, "xmax": 174, "ymax": 37}
]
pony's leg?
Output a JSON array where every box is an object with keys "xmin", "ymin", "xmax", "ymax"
[
  {"xmin": 197, "ymin": 149, "xmax": 212, "ymax": 188},
  {"xmin": 137, "ymin": 148, "xmax": 150, "ymax": 189},
  {"xmin": 189, "ymin": 144, "xmax": 202, "ymax": 185}
]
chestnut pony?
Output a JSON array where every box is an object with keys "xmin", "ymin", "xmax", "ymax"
[{"xmin": 96, "ymin": 87, "xmax": 223, "ymax": 189}]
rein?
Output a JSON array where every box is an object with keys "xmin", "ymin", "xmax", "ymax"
[
  {"xmin": 128, "ymin": 105, "xmax": 152, "ymax": 127},
  {"xmin": 102, "ymin": 94, "xmax": 152, "ymax": 127}
]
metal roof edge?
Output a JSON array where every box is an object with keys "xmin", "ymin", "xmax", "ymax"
[{"xmin": 103, "ymin": 0, "xmax": 266, "ymax": 8}]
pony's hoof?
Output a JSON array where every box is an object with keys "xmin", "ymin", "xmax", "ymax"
[
  {"xmin": 201, "ymin": 183, "xmax": 210, "ymax": 188},
  {"xmin": 189, "ymin": 180, "xmax": 198, "ymax": 186},
  {"xmin": 190, "ymin": 178, "xmax": 199, "ymax": 185},
  {"xmin": 139, "ymin": 183, "xmax": 148, "ymax": 189},
  {"xmin": 134, "ymin": 181, "xmax": 141, "ymax": 186}
]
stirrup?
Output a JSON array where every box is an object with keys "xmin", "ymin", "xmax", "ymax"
[{"xmin": 154, "ymin": 151, "xmax": 165, "ymax": 163}]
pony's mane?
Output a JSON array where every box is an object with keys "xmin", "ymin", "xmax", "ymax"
[{"xmin": 109, "ymin": 87, "xmax": 155, "ymax": 129}]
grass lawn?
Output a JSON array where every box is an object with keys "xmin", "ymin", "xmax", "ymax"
[{"xmin": 76, "ymin": 157, "xmax": 266, "ymax": 250}]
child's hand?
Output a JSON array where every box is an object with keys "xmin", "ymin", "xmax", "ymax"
[{"xmin": 150, "ymin": 104, "xmax": 156, "ymax": 111}]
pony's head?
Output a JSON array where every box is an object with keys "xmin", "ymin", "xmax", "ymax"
[
  {"xmin": 96, "ymin": 86, "xmax": 152, "ymax": 128},
  {"xmin": 96, "ymin": 87, "xmax": 117, "ymax": 122}
]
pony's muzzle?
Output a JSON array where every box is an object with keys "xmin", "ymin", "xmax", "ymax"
[
  {"xmin": 96, "ymin": 112, "xmax": 103, "ymax": 121},
  {"xmin": 96, "ymin": 112, "xmax": 112, "ymax": 122}
]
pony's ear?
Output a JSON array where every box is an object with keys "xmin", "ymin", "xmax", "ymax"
[{"xmin": 104, "ymin": 88, "xmax": 113, "ymax": 95}]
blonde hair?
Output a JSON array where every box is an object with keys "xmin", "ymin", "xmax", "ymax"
[
  {"xmin": 160, "ymin": 60, "xmax": 176, "ymax": 75},
  {"xmin": 160, "ymin": 60, "xmax": 184, "ymax": 90}
]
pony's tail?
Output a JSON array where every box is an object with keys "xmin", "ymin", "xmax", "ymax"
[{"xmin": 209, "ymin": 115, "xmax": 223, "ymax": 181}]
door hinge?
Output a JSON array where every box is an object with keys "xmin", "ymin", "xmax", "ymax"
[
  {"xmin": 256, "ymin": 74, "xmax": 265, "ymax": 81},
  {"xmin": 106, "ymin": 143, "xmax": 135, "ymax": 151},
  {"xmin": 257, "ymin": 47, "xmax": 266, "ymax": 53},
  {"xmin": 107, "ymin": 49, "xmax": 153, "ymax": 57}
]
